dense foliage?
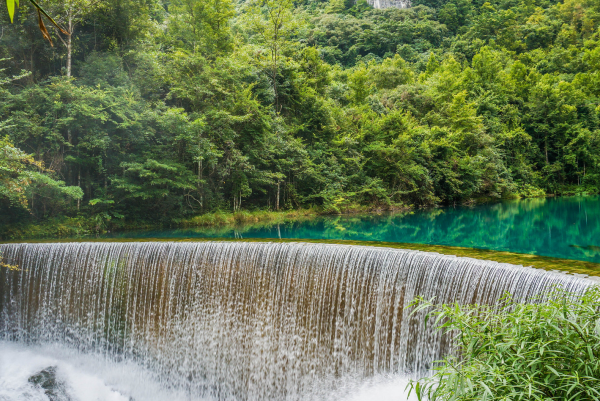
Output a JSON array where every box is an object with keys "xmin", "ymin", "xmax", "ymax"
[
  {"xmin": 0, "ymin": 0, "xmax": 599, "ymax": 229},
  {"xmin": 409, "ymin": 286, "xmax": 600, "ymax": 400}
]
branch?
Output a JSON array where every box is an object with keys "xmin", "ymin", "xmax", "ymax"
[
  {"xmin": 53, "ymin": 26, "xmax": 68, "ymax": 47},
  {"xmin": 28, "ymin": 0, "xmax": 69, "ymax": 35}
]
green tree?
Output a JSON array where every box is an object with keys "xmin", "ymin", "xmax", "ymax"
[
  {"xmin": 167, "ymin": 0, "xmax": 235, "ymax": 56},
  {"xmin": 43, "ymin": 0, "xmax": 103, "ymax": 77},
  {"xmin": 242, "ymin": 0, "xmax": 303, "ymax": 112},
  {"xmin": 0, "ymin": 135, "xmax": 82, "ymax": 210}
]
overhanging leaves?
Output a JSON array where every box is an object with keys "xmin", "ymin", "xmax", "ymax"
[{"xmin": 5, "ymin": 0, "xmax": 68, "ymax": 44}]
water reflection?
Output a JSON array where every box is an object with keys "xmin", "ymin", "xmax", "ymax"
[{"xmin": 105, "ymin": 196, "xmax": 600, "ymax": 263}]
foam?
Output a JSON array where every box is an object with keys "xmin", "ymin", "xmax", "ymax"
[{"xmin": 0, "ymin": 341, "xmax": 418, "ymax": 401}]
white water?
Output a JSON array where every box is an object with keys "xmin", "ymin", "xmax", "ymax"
[
  {"xmin": 367, "ymin": 0, "xmax": 410, "ymax": 9},
  {"xmin": 0, "ymin": 341, "xmax": 417, "ymax": 401},
  {"xmin": 0, "ymin": 242, "xmax": 593, "ymax": 400},
  {"xmin": 0, "ymin": 341, "xmax": 187, "ymax": 401}
]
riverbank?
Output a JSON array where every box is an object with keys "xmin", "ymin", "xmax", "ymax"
[
  {"xmin": 4, "ymin": 192, "xmax": 598, "ymax": 242},
  {"xmin": 0, "ymin": 205, "xmax": 413, "ymax": 241},
  {"xmin": 0, "ymin": 210, "xmax": 311, "ymax": 241},
  {"xmin": 175, "ymin": 209, "xmax": 320, "ymax": 227}
]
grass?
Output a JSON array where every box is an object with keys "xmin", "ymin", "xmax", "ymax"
[
  {"xmin": 175, "ymin": 208, "xmax": 319, "ymax": 227},
  {"xmin": 0, "ymin": 208, "xmax": 322, "ymax": 241},
  {"xmin": 0, "ymin": 205, "xmax": 411, "ymax": 241},
  {"xmin": 0, "ymin": 216, "xmax": 158, "ymax": 241},
  {"xmin": 3, "ymin": 236, "xmax": 599, "ymax": 278}
]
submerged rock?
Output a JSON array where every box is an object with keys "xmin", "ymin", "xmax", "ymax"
[{"xmin": 28, "ymin": 367, "xmax": 72, "ymax": 401}]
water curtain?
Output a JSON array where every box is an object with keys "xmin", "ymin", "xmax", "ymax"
[{"xmin": 0, "ymin": 242, "xmax": 592, "ymax": 400}]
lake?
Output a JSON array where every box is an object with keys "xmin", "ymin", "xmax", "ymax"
[{"xmin": 103, "ymin": 196, "xmax": 600, "ymax": 263}]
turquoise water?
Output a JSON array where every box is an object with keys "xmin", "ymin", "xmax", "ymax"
[{"xmin": 105, "ymin": 196, "xmax": 600, "ymax": 263}]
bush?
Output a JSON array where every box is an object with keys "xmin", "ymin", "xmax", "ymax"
[{"xmin": 409, "ymin": 286, "xmax": 600, "ymax": 400}]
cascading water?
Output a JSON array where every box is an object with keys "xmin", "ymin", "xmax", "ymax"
[
  {"xmin": 366, "ymin": 0, "xmax": 411, "ymax": 9},
  {"xmin": 0, "ymin": 241, "xmax": 594, "ymax": 400}
]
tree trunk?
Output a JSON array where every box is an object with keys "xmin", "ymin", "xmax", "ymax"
[
  {"xmin": 67, "ymin": 130, "xmax": 72, "ymax": 185},
  {"xmin": 77, "ymin": 166, "xmax": 81, "ymax": 210},
  {"xmin": 67, "ymin": 14, "xmax": 73, "ymax": 77},
  {"xmin": 272, "ymin": 36, "xmax": 279, "ymax": 112},
  {"xmin": 276, "ymin": 181, "xmax": 280, "ymax": 211},
  {"xmin": 104, "ymin": 151, "xmax": 107, "ymax": 193},
  {"xmin": 198, "ymin": 159, "xmax": 203, "ymax": 209},
  {"xmin": 272, "ymin": 56, "xmax": 278, "ymax": 112},
  {"xmin": 67, "ymin": 35, "xmax": 72, "ymax": 77}
]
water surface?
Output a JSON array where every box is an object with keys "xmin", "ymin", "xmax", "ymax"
[{"xmin": 105, "ymin": 196, "xmax": 600, "ymax": 263}]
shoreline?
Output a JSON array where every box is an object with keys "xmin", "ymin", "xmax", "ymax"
[{"xmin": 3, "ymin": 193, "xmax": 599, "ymax": 241}]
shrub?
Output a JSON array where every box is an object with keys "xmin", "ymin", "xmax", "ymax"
[{"xmin": 409, "ymin": 286, "xmax": 600, "ymax": 400}]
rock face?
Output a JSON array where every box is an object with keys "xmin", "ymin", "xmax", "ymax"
[{"xmin": 367, "ymin": 0, "xmax": 411, "ymax": 8}]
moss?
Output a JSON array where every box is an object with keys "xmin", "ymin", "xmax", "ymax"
[{"xmin": 3, "ymin": 236, "xmax": 599, "ymax": 277}]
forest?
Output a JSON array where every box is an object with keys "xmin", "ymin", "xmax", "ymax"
[{"xmin": 0, "ymin": 0, "xmax": 599, "ymax": 234}]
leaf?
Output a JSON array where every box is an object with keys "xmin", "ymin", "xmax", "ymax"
[
  {"xmin": 89, "ymin": 199, "xmax": 115, "ymax": 206},
  {"xmin": 7, "ymin": 0, "xmax": 15, "ymax": 23},
  {"xmin": 29, "ymin": 0, "xmax": 68, "ymax": 35},
  {"xmin": 37, "ymin": 9, "xmax": 53, "ymax": 47}
]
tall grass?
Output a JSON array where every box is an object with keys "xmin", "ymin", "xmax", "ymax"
[
  {"xmin": 177, "ymin": 208, "xmax": 318, "ymax": 227},
  {"xmin": 409, "ymin": 286, "xmax": 600, "ymax": 400}
]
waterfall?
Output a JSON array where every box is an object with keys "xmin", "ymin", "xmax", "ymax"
[
  {"xmin": 367, "ymin": 0, "xmax": 411, "ymax": 9},
  {"xmin": 0, "ymin": 242, "xmax": 594, "ymax": 400}
]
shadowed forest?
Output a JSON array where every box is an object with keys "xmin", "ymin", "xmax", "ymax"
[{"xmin": 1, "ymin": 0, "xmax": 599, "ymax": 233}]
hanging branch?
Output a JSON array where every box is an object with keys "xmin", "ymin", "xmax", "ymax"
[{"xmin": 5, "ymin": 0, "xmax": 69, "ymax": 46}]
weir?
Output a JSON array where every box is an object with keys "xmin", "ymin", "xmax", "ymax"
[{"xmin": 0, "ymin": 241, "xmax": 594, "ymax": 400}]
